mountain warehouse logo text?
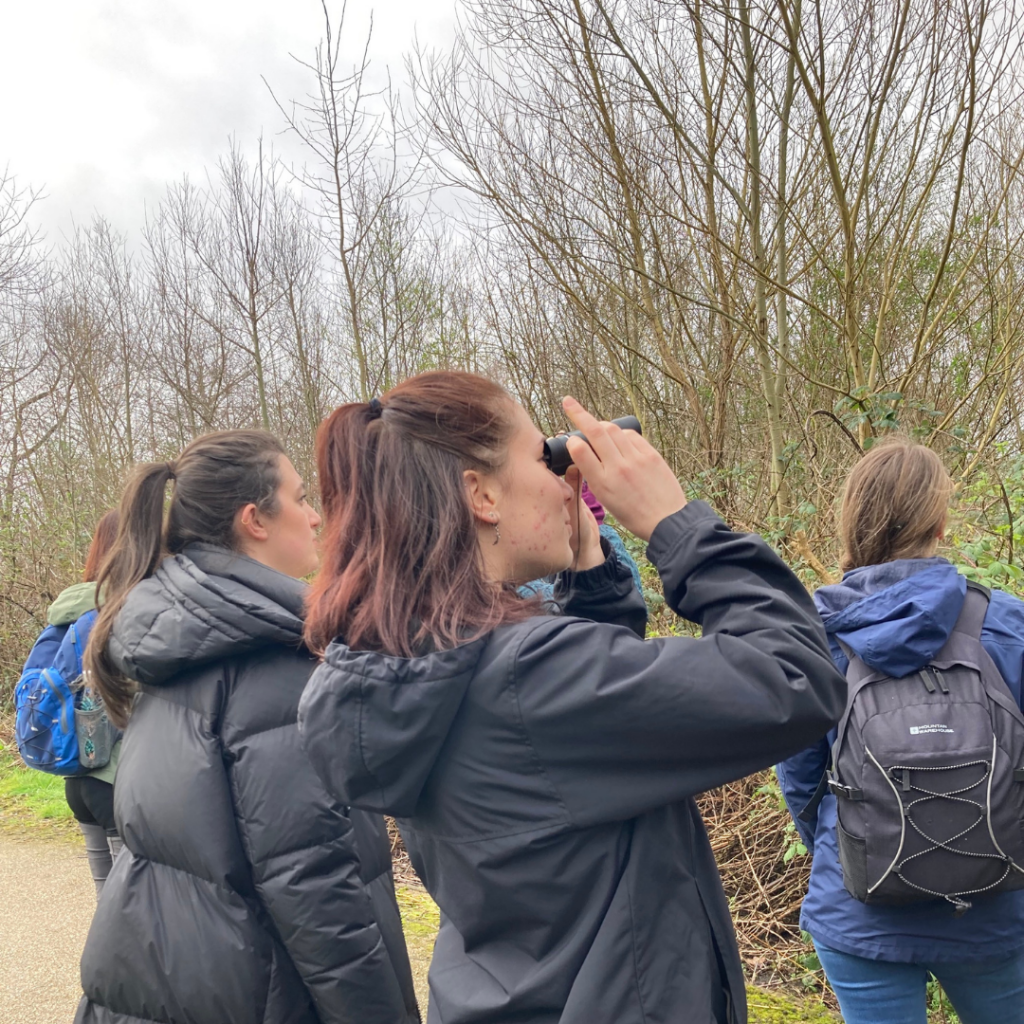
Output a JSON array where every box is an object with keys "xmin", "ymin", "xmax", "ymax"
[{"xmin": 909, "ymin": 724, "xmax": 954, "ymax": 735}]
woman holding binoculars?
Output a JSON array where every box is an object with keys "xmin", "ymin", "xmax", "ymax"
[{"xmin": 299, "ymin": 370, "xmax": 847, "ymax": 1024}]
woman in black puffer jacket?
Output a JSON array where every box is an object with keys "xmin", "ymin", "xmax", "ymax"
[{"xmin": 76, "ymin": 430, "xmax": 419, "ymax": 1024}]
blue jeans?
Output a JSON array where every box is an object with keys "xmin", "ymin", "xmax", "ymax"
[{"xmin": 814, "ymin": 941, "xmax": 1024, "ymax": 1024}]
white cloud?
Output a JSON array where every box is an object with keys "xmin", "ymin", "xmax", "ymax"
[{"xmin": 0, "ymin": 0, "xmax": 456, "ymax": 241}]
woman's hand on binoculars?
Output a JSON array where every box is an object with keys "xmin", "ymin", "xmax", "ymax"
[
  {"xmin": 562, "ymin": 397, "xmax": 687, "ymax": 542},
  {"xmin": 565, "ymin": 465, "xmax": 604, "ymax": 570}
]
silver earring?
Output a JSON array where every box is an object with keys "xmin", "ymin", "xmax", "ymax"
[{"xmin": 492, "ymin": 520, "xmax": 501, "ymax": 545}]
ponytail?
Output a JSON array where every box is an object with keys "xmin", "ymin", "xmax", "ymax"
[
  {"xmin": 305, "ymin": 371, "xmax": 539, "ymax": 658},
  {"xmin": 85, "ymin": 431, "xmax": 285, "ymax": 727},
  {"xmin": 86, "ymin": 463, "xmax": 175, "ymax": 726}
]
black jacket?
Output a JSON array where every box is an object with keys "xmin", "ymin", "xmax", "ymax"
[
  {"xmin": 76, "ymin": 544, "xmax": 419, "ymax": 1024},
  {"xmin": 299, "ymin": 502, "xmax": 847, "ymax": 1024}
]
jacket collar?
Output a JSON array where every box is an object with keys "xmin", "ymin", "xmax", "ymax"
[
  {"xmin": 814, "ymin": 558, "xmax": 967, "ymax": 676},
  {"xmin": 109, "ymin": 543, "xmax": 307, "ymax": 686}
]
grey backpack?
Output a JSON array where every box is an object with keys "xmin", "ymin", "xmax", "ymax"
[{"xmin": 822, "ymin": 581, "xmax": 1024, "ymax": 914}]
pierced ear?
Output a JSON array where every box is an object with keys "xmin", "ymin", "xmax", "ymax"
[
  {"xmin": 236, "ymin": 502, "xmax": 270, "ymax": 543},
  {"xmin": 463, "ymin": 468, "xmax": 499, "ymax": 526}
]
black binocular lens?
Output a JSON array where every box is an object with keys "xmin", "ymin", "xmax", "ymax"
[{"xmin": 542, "ymin": 416, "xmax": 642, "ymax": 476}]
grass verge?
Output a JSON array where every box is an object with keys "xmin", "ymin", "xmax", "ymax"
[
  {"xmin": 0, "ymin": 740, "xmax": 78, "ymax": 838},
  {"xmin": 396, "ymin": 885, "xmax": 439, "ymax": 1011}
]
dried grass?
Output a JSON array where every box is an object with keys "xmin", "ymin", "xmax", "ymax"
[
  {"xmin": 387, "ymin": 816, "xmax": 423, "ymax": 888},
  {"xmin": 696, "ymin": 773, "xmax": 815, "ymax": 988}
]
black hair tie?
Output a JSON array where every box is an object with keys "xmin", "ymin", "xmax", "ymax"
[{"xmin": 368, "ymin": 397, "xmax": 383, "ymax": 419}]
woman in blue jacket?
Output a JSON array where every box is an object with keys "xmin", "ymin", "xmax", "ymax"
[{"xmin": 779, "ymin": 438, "xmax": 1024, "ymax": 1024}]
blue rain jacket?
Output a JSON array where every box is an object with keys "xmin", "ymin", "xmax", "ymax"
[{"xmin": 778, "ymin": 557, "xmax": 1024, "ymax": 962}]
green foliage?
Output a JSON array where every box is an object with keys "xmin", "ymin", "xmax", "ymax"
[
  {"xmin": 753, "ymin": 770, "xmax": 787, "ymax": 811},
  {"xmin": 926, "ymin": 978, "xmax": 961, "ymax": 1024},
  {"xmin": 783, "ymin": 831, "xmax": 809, "ymax": 865},
  {"xmin": 754, "ymin": 770, "xmax": 808, "ymax": 864},
  {"xmin": 833, "ymin": 388, "xmax": 943, "ymax": 447},
  {"xmin": 948, "ymin": 450, "xmax": 1024, "ymax": 596},
  {"xmin": 796, "ymin": 932, "xmax": 823, "ymax": 991},
  {"xmin": 835, "ymin": 386, "xmax": 904, "ymax": 437}
]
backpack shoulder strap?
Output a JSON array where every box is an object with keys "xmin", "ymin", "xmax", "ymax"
[
  {"xmin": 835, "ymin": 636, "xmax": 877, "ymax": 685},
  {"xmin": 952, "ymin": 580, "xmax": 991, "ymax": 640},
  {"xmin": 798, "ymin": 637, "xmax": 860, "ymax": 824},
  {"xmin": 797, "ymin": 770, "xmax": 831, "ymax": 824}
]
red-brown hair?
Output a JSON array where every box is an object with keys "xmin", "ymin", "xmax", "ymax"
[
  {"xmin": 305, "ymin": 371, "xmax": 540, "ymax": 657},
  {"xmin": 83, "ymin": 510, "xmax": 120, "ymax": 583}
]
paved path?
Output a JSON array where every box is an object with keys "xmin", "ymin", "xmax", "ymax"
[
  {"xmin": 0, "ymin": 837, "xmax": 94, "ymax": 1024},
  {"xmin": 0, "ymin": 835, "xmax": 434, "ymax": 1023}
]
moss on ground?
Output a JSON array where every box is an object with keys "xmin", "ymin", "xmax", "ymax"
[
  {"xmin": 747, "ymin": 986, "xmax": 838, "ymax": 1022},
  {"xmin": 396, "ymin": 883, "xmax": 441, "ymax": 939},
  {"xmin": 395, "ymin": 884, "xmax": 439, "ymax": 1009}
]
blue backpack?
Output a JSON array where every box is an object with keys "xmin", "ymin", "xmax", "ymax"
[{"xmin": 15, "ymin": 609, "xmax": 100, "ymax": 775}]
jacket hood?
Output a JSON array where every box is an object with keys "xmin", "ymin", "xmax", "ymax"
[
  {"xmin": 813, "ymin": 557, "xmax": 967, "ymax": 677},
  {"xmin": 48, "ymin": 580, "xmax": 99, "ymax": 626},
  {"xmin": 299, "ymin": 637, "xmax": 488, "ymax": 817},
  {"xmin": 109, "ymin": 543, "xmax": 306, "ymax": 686}
]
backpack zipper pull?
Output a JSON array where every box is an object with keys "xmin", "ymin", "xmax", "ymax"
[
  {"xmin": 920, "ymin": 670, "xmax": 937, "ymax": 693},
  {"xmin": 931, "ymin": 667, "xmax": 950, "ymax": 694},
  {"xmin": 952, "ymin": 897, "xmax": 972, "ymax": 918}
]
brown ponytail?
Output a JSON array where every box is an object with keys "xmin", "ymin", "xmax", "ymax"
[
  {"xmin": 86, "ymin": 430, "xmax": 285, "ymax": 726},
  {"xmin": 305, "ymin": 371, "xmax": 539, "ymax": 658},
  {"xmin": 839, "ymin": 436, "xmax": 953, "ymax": 573}
]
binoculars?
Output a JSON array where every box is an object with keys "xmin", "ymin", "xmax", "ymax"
[{"xmin": 543, "ymin": 416, "xmax": 643, "ymax": 476}]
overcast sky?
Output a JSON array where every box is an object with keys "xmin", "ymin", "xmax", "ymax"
[{"xmin": 0, "ymin": 0, "xmax": 457, "ymax": 242}]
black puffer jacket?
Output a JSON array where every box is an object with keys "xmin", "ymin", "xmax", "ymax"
[
  {"xmin": 76, "ymin": 544, "xmax": 419, "ymax": 1024},
  {"xmin": 299, "ymin": 503, "xmax": 847, "ymax": 1024}
]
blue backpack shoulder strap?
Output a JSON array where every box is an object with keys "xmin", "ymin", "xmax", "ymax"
[
  {"xmin": 798, "ymin": 637, "xmax": 871, "ymax": 823},
  {"xmin": 52, "ymin": 609, "xmax": 99, "ymax": 683},
  {"xmin": 71, "ymin": 609, "xmax": 99, "ymax": 662}
]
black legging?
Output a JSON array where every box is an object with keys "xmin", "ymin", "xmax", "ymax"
[
  {"xmin": 65, "ymin": 776, "xmax": 121, "ymax": 897},
  {"xmin": 65, "ymin": 776, "xmax": 116, "ymax": 833}
]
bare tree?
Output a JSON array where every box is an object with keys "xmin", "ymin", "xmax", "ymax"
[{"xmin": 268, "ymin": 0, "xmax": 424, "ymax": 398}]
